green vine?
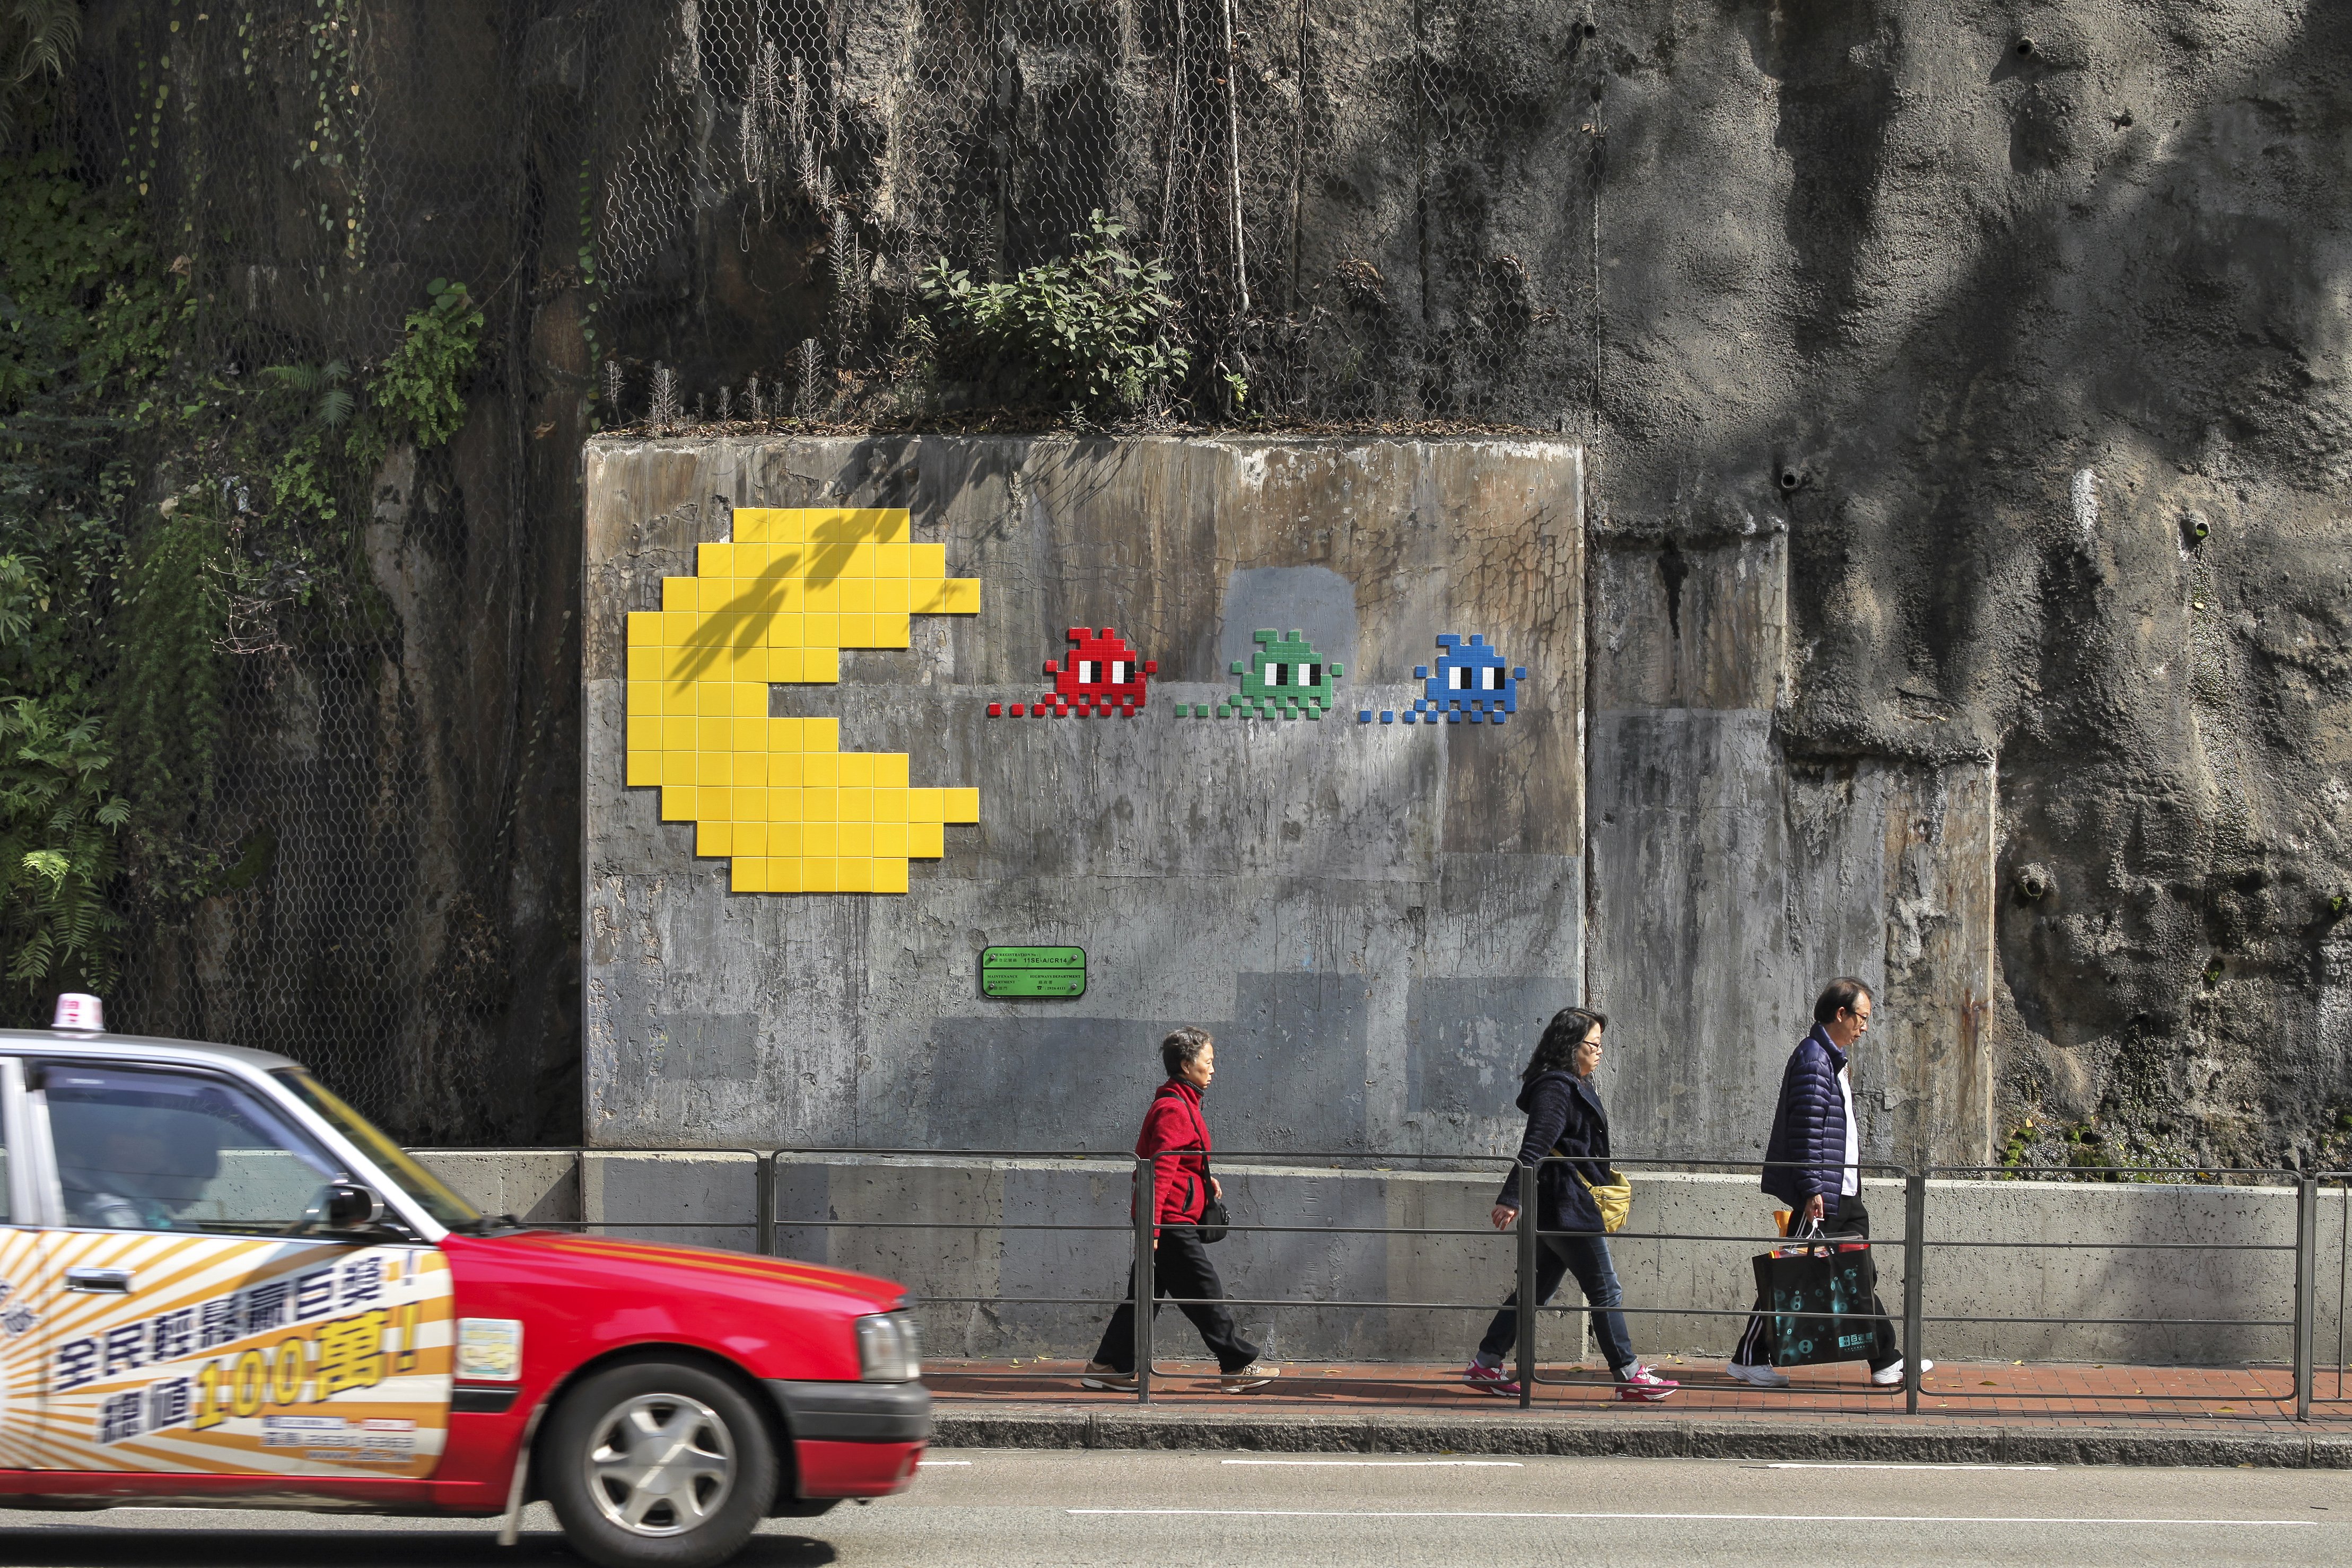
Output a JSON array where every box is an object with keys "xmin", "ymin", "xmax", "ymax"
[
  {"xmin": 294, "ymin": 1, "xmax": 365, "ymax": 266},
  {"xmin": 108, "ymin": 503, "xmax": 225, "ymax": 888},
  {"xmin": 0, "ymin": 1, "xmax": 80, "ymax": 148}
]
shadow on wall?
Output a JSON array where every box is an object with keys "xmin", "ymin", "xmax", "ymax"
[
  {"xmin": 913, "ymin": 974, "xmax": 1374, "ymax": 1152},
  {"xmin": 905, "ymin": 973, "xmax": 1581, "ymax": 1154}
]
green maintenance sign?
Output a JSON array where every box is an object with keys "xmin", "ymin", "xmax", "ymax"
[{"xmin": 980, "ymin": 945, "xmax": 1086, "ymax": 999}]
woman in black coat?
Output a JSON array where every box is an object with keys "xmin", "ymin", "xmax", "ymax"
[{"xmin": 1462, "ymin": 1006, "xmax": 1677, "ymax": 1402}]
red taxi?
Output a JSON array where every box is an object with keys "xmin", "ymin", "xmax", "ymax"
[{"xmin": 0, "ymin": 1012, "xmax": 926, "ymax": 1567}]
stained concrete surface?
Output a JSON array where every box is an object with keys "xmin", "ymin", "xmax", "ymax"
[
  {"xmin": 1588, "ymin": 526, "xmax": 1997, "ymax": 1171},
  {"xmin": 583, "ymin": 436, "xmax": 1586, "ymax": 1157},
  {"xmin": 411, "ymin": 1149, "xmax": 2352, "ymax": 1366},
  {"xmin": 584, "ymin": 434, "xmax": 2007, "ymax": 1169}
]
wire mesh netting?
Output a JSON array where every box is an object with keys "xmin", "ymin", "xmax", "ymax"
[
  {"xmin": 41, "ymin": 0, "xmax": 1601, "ymax": 1138},
  {"xmin": 573, "ymin": 0, "xmax": 1601, "ymax": 427}
]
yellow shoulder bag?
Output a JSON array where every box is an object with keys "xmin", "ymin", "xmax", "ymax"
[{"xmin": 1575, "ymin": 1166, "xmax": 1633, "ymax": 1234}]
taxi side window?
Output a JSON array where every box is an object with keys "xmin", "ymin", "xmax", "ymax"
[{"xmin": 43, "ymin": 1066, "xmax": 339, "ymax": 1236}]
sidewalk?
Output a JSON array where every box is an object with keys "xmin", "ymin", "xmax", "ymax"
[{"xmin": 926, "ymin": 1357, "xmax": 2352, "ymax": 1467}]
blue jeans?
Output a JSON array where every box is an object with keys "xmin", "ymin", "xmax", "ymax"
[{"xmin": 1475, "ymin": 1232, "xmax": 1639, "ymax": 1376}]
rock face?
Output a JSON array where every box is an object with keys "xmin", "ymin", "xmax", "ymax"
[
  {"xmin": 80, "ymin": 2, "xmax": 2352, "ymax": 1160},
  {"xmin": 1572, "ymin": 5, "xmax": 2352, "ymax": 1173}
]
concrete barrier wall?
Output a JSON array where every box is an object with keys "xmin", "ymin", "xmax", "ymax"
[
  {"xmin": 412, "ymin": 1150, "xmax": 2352, "ymax": 1370},
  {"xmin": 581, "ymin": 436, "xmax": 1599, "ymax": 1166}
]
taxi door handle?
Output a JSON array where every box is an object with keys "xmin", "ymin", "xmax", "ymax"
[{"xmin": 65, "ymin": 1268, "xmax": 134, "ymax": 1294}]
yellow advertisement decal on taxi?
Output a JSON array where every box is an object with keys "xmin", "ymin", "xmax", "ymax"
[
  {"xmin": 0, "ymin": 1231, "xmax": 43, "ymax": 1468},
  {"xmin": 19, "ymin": 1232, "xmax": 452, "ymax": 1478}
]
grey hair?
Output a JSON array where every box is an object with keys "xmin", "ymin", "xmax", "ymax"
[{"xmin": 1160, "ymin": 1026, "xmax": 1214, "ymax": 1078}]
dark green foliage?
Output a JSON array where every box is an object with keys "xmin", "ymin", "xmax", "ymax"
[
  {"xmin": 0, "ymin": 2, "xmax": 77, "ymax": 147},
  {"xmin": 108, "ymin": 505, "xmax": 225, "ymax": 893},
  {"xmin": 1997, "ymin": 1114, "xmax": 2204, "ymax": 1184},
  {"xmin": 0, "ymin": 153, "xmax": 177, "ymax": 1012},
  {"xmin": 0, "ymin": 640, "xmax": 127, "ymax": 996},
  {"xmin": 0, "ymin": 548, "xmax": 128, "ymax": 996},
  {"xmin": 916, "ymin": 212, "xmax": 1188, "ymax": 415},
  {"xmin": 0, "ymin": 148, "xmax": 481, "ymax": 1016},
  {"xmin": 372, "ymin": 279, "xmax": 483, "ymax": 450}
]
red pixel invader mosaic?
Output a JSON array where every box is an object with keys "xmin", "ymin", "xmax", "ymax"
[{"xmin": 986, "ymin": 627, "xmax": 1155, "ymax": 718}]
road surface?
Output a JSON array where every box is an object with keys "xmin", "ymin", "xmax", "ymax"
[{"xmin": 0, "ymin": 1449, "xmax": 2345, "ymax": 1565}]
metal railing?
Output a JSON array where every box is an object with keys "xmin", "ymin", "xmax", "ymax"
[
  {"xmin": 418, "ymin": 1145, "xmax": 2352, "ymax": 1421},
  {"xmin": 2316, "ymin": 1171, "xmax": 2352, "ymax": 1414}
]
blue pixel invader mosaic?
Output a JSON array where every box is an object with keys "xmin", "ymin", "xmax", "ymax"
[{"xmin": 1358, "ymin": 633, "xmax": 1528, "ymax": 725}]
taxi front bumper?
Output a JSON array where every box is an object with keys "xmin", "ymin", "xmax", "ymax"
[
  {"xmin": 765, "ymin": 1379, "xmax": 931, "ymax": 1444},
  {"xmin": 767, "ymin": 1381, "xmax": 929, "ymax": 1501}
]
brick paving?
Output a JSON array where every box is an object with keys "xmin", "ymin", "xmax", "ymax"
[{"xmin": 928, "ymin": 1356, "xmax": 2352, "ymax": 1431}]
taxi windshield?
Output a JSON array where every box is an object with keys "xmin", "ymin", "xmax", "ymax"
[{"xmin": 274, "ymin": 1068, "xmax": 483, "ymax": 1230}]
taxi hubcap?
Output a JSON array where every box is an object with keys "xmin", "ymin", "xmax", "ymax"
[{"xmin": 584, "ymin": 1392, "xmax": 736, "ymax": 1535}]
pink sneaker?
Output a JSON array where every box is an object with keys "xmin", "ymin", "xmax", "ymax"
[
  {"xmin": 1614, "ymin": 1364, "xmax": 1679, "ymax": 1403},
  {"xmin": 1461, "ymin": 1361, "xmax": 1522, "ymax": 1398}
]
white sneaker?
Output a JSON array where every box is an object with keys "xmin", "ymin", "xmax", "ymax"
[
  {"xmin": 1220, "ymin": 1362, "xmax": 1280, "ymax": 1393},
  {"xmin": 1726, "ymin": 1360, "xmax": 1790, "ymax": 1388},
  {"xmin": 1870, "ymin": 1357, "xmax": 1932, "ymax": 1387}
]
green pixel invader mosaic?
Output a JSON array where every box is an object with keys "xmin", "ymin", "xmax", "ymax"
[{"xmin": 1177, "ymin": 628, "xmax": 1344, "ymax": 719}]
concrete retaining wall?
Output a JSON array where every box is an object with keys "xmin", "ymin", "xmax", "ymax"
[
  {"xmin": 582, "ymin": 436, "xmax": 1592, "ymax": 1161},
  {"xmin": 413, "ymin": 1150, "xmax": 2352, "ymax": 1370},
  {"xmin": 1587, "ymin": 524, "xmax": 1998, "ymax": 1173},
  {"xmin": 581, "ymin": 434, "xmax": 2011, "ymax": 1186}
]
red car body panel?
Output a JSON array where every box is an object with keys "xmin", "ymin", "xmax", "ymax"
[{"xmin": 797, "ymin": 1439, "xmax": 923, "ymax": 1497}]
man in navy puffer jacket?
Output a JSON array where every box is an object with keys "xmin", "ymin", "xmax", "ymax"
[{"xmin": 1727, "ymin": 978, "xmax": 1922, "ymax": 1388}]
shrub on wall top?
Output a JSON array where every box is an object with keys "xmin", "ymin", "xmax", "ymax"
[{"xmin": 915, "ymin": 212, "xmax": 1188, "ymax": 417}]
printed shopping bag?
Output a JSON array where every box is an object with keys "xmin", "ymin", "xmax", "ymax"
[{"xmin": 1750, "ymin": 1242, "xmax": 1879, "ymax": 1368}]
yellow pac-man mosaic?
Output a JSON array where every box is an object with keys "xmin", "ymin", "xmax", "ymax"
[{"xmin": 623, "ymin": 507, "xmax": 980, "ymax": 893}]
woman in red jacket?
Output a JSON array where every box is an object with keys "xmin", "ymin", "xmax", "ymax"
[{"xmin": 1079, "ymin": 1027, "xmax": 1281, "ymax": 1394}]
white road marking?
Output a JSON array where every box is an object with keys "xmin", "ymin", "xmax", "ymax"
[
  {"xmin": 1221, "ymin": 1459, "xmax": 1523, "ymax": 1468},
  {"xmin": 918, "ymin": 1460, "xmax": 972, "ymax": 1467},
  {"xmin": 1762, "ymin": 1463, "xmax": 2057, "ymax": 1472},
  {"xmin": 1069, "ymin": 1510, "xmax": 2318, "ymax": 1526}
]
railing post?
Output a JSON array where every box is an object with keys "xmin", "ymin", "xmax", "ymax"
[
  {"xmin": 2295, "ymin": 1174, "xmax": 2318, "ymax": 1422},
  {"xmin": 1515, "ymin": 1159, "xmax": 1537, "ymax": 1411},
  {"xmin": 1133, "ymin": 1155, "xmax": 1156, "ymax": 1406},
  {"xmin": 1903, "ymin": 1167, "xmax": 1926, "ymax": 1418},
  {"xmin": 756, "ymin": 1152, "xmax": 776, "ymax": 1257}
]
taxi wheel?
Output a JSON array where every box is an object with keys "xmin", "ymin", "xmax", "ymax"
[{"xmin": 541, "ymin": 1359, "xmax": 780, "ymax": 1568}]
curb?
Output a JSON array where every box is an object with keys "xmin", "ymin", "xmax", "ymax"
[{"xmin": 934, "ymin": 1405, "xmax": 2352, "ymax": 1469}]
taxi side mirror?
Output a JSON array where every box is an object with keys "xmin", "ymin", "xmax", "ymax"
[{"xmin": 323, "ymin": 1181, "xmax": 388, "ymax": 1231}]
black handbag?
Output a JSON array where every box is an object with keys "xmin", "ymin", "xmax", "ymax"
[{"xmin": 1192, "ymin": 1149, "xmax": 1229, "ymax": 1243}]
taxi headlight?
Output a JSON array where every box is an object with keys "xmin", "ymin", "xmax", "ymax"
[{"xmin": 855, "ymin": 1311, "xmax": 922, "ymax": 1382}]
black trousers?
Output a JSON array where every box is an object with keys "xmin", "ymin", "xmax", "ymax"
[
  {"xmin": 1732, "ymin": 1194, "xmax": 1901, "ymax": 1371},
  {"xmin": 1090, "ymin": 1226, "xmax": 1261, "ymax": 1374}
]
